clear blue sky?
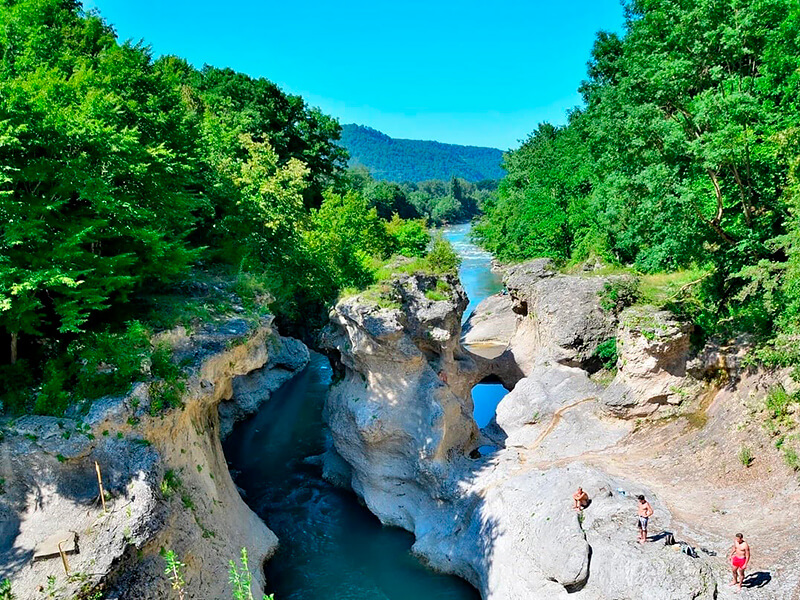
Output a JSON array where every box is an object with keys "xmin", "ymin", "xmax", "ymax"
[{"xmin": 85, "ymin": 0, "xmax": 624, "ymax": 150}]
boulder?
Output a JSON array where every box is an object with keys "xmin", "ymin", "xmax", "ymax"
[
  {"xmin": 603, "ymin": 306, "xmax": 693, "ymax": 417},
  {"xmin": 502, "ymin": 259, "xmax": 628, "ymax": 374},
  {"xmin": 462, "ymin": 293, "xmax": 518, "ymax": 353},
  {"xmin": 494, "ymin": 363, "xmax": 601, "ymax": 448},
  {"xmin": 686, "ymin": 334, "xmax": 753, "ymax": 381}
]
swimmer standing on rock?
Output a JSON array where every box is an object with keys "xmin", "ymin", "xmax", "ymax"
[
  {"xmin": 730, "ymin": 533, "xmax": 750, "ymax": 590},
  {"xmin": 636, "ymin": 495, "xmax": 653, "ymax": 544}
]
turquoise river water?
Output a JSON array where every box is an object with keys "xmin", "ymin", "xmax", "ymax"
[{"xmin": 223, "ymin": 223, "xmax": 506, "ymax": 599}]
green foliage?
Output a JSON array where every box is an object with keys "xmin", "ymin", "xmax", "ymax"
[
  {"xmin": 476, "ymin": 0, "xmax": 800, "ymax": 351},
  {"xmin": 426, "ymin": 234, "xmax": 461, "ymax": 274},
  {"xmin": 289, "ymin": 189, "xmax": 389, "ymax": 316},
  {"xmin": 0, "ymin": 3, "xmax": 204, "ymax": 357},
  {"xmin": 181, "ymin": 492, "xmax": 195, "ymax": 511},
  {"xmin": 385, "ymin": 214, "xmax": 430, "ymax": 257},
  {"xmin": 0, "ymin": 578, "xmax": 12, "ymax": 600},
  {"xmin": 340, "ymin": 124, "xmax": 504, "ymax": 182},
  {"xmin": 423, "ymin": 279, "xmax": 452, "ymax": 302},
  {"xmin": 424, "ymin": 289, "xmax": 447, "ymax": 302},
  {"xmin": 765, "ymin": 386, "xmax": 798, "ymax": 422},
  {"xmin": 738, "ymin": 446, "xmax": 753, "ymax": 468},
  {"xmin": 161, "ymin": 549, "xmax": 186, "ymax": 600},
  {"xmin": 149, "ymin": 344, "xmax": 186, "ymax": 415},
  {"xmin": 345, "ymin": 167, "xmax": 491, "ymax": 226},
  {"xmin": 412, "ymin": 177, "xmax": 489, "ymax": 226},
  {"xmin": 784, "ymin": 445, "xmax": 800, "ymax": 471},
  {"xmin": 594, "ymin": 338, "xmax": 619, "ymax": 371},
  {"xmin": 229, "ymin": 547, "xmax": 254, "ymax": 600},
  {"xmin": 474, "ymin": 123, "xmax": 591, "ymax": 261},
  {"xmin": 1, "ymin": 319, "xmax": 190, "ymax": 416},
  {"xmin": 598, "ymin": 279, "xmax": 641, "ymax": 313},
  {"xmin": 0, "ymin": 0, "xmax": 443, "ymax": 410},
  {"xmin": 160, "ymin": 470, "xmax": 181, "ymax": 500}
]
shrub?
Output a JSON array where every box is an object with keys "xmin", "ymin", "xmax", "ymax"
[
  {"xmin": 426, "ymin": 234, "xmax": 461, "ymax": 274},
  {"xmin": 160, "ymin": 470, "xmax": 181, "ymax": 499},
  {"xmin": 765, "ymin": 386, "xmax": 796, "ymax": 421},
  {"xmin": 599, "ymin": 279, "xmax": 640, "ymax": 313},
  {"xmin": 29, "ymin": 321, "xmax": 153, "ymax": 416},
  {"xmin": 594, "ymin": 338, "xmax": 619, "ymax": 370},
  {"xmin": 385, "ymin": 214, "xmax": 430, "ymax": 257},
  {"xmin": 229, "ymin": 548, "xmax": 259, "ymax": 600},
  {"xmin": 149, "ymin": 343, "xmax": 186, "ymax": 415},
  {"xmin": 738, "ymin": 446, "xmax": 753, "ymax": 467},
  {"xmin": 161, "ymin": 549, "xmax": 186, "ymax": 600},
  {"xmin": 424, "ymin": 289, "xmax": 448, "ymax": 301}
]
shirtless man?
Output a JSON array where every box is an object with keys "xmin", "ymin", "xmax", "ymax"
[
  {"xmin": 729, "ymin": 533, "xmax": 751, "ymax": 590},
  {"xmin": 573, "ymin": 487, "xmax": 589, "ymax": 512},
  {"xmin": 636, "ymin": 495, "xmax": 653, "ymax": 543}
]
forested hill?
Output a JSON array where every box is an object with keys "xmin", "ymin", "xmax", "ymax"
[{"xmin": 340, "ymin": 124, "xmax": 505, "ymax": 182}]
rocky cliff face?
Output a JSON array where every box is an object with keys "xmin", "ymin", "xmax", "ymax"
[
  {"xmin": 321, "ymin": 273, "xmax": 478, "ymax": 529},
  {"xmin": 323, "ymin": 261, "xmax": 799, "ymax": 600},
  {"xmin": 0, "ymin": 317, "xmax": 308, "ymax": 599},
  {"xmin": 602, "ymin": 305, "xmax": 695, "ymax": 417}
]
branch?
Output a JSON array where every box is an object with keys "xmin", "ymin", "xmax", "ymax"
[
  {"xmin": 700, "ymin": 168, "xmax": 734, "ymax": 243},
  {"xmin": 731, "ymin": 164, "xmax": 753, "ymax": 226},
  {"xmin": 667, "ymin": 271, "xmax": 714, "ymax": 301},
  {"xmin": 706, "ymin": 168, "xmax": 725, "ymax": 223}
]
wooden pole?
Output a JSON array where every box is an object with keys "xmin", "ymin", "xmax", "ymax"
[
  {"xmin": 95, "ymin": 461, "xmax": 107, "ymax": 513},
  {"xmin": 57, "ymin": 540, "xmax": 70, "ymax": 575}
]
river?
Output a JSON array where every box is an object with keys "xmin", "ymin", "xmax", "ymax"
[{"xmin": 223, "ymin": 223, "xmax": 505, "ymax": 600}]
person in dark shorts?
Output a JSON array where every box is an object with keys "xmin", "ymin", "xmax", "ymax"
[{"xmin": 636, "ymin": 495, "xmax": 653, "ymax": 543}]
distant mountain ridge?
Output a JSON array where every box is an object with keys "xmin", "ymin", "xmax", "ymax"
[{"xmin": 339, "ymin": 124, "xmax": 505, "ymax": 183}]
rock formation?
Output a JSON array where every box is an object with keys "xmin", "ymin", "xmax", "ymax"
[
  {"xmin": 320, "ymin": 263, "xmax": 732, "ymax": 599},
  {"xmin": 0, "ymin": 317, "xmax": 308, "ymax": 599},
  {"xmin": 324, "ymin": 260, "xmax": 800, "ymax": 600},
  {"xmin": 602, "ymin": 305, "xmax": 695, "ymax": 417}
]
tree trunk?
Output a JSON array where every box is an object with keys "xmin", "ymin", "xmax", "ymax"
[{"xmin": 10, "ymin": 331, "xmax": 17, "ymax": 365}]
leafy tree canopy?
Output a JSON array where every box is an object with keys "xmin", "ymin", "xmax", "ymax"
[{"xmin": 476, "ymin": 0, "xmax": 800, "ymax": 346}]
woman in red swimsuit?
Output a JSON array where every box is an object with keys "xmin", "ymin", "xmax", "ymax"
[{"xmin": 729, "ymin": 533, "xmax": 750, "ymax": 590}]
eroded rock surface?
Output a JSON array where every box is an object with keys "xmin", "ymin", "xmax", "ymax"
[
  {"xmin": 502, "ymin": 259, "xmax": 627, "ymax": 374},
  {"xmin": 602, "ymin": 306, "xmax": 694, "ymax": 418},
  {"xmin": 321, "ymin": 265, "xmax": 726, "ymax": 599},
  {"xmin": 462, "ymin": 294, "xmax": 518, "ymax": 354},
  {"xmin": 219, "ymin": 334, "xmax": 309, "ymax": 437},
  {"xmin": 0, "ymin": 318, "xmax": 307, "ymax": 599}
]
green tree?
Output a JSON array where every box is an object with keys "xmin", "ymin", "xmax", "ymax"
[
  {"xmin": 385, "ymin": 214, "xmax": 430, "ymax": 257},
  {"xmin": 476, "ymin": 0, "xmax": 800, "ymax": 343},
  {"xmin": 0, "ymin": 0, "xmax": 202, "ymax": 363}
]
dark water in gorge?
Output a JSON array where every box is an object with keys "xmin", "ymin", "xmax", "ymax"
[{"xmin": 223, "ymin": 223, "xmax": 506, "ymax": 600}]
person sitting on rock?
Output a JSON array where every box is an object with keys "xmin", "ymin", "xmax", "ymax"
[
  {"xmin": 572, "ymin": 487, "xmax": 590, "ymax": 512},
  {"xmin": 636, "ymin": 495, "xmax": 653, "ymax": 544},
  {"xmin": 729, "ymin": 533, "xmax": 750, "ymax": 590}
]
